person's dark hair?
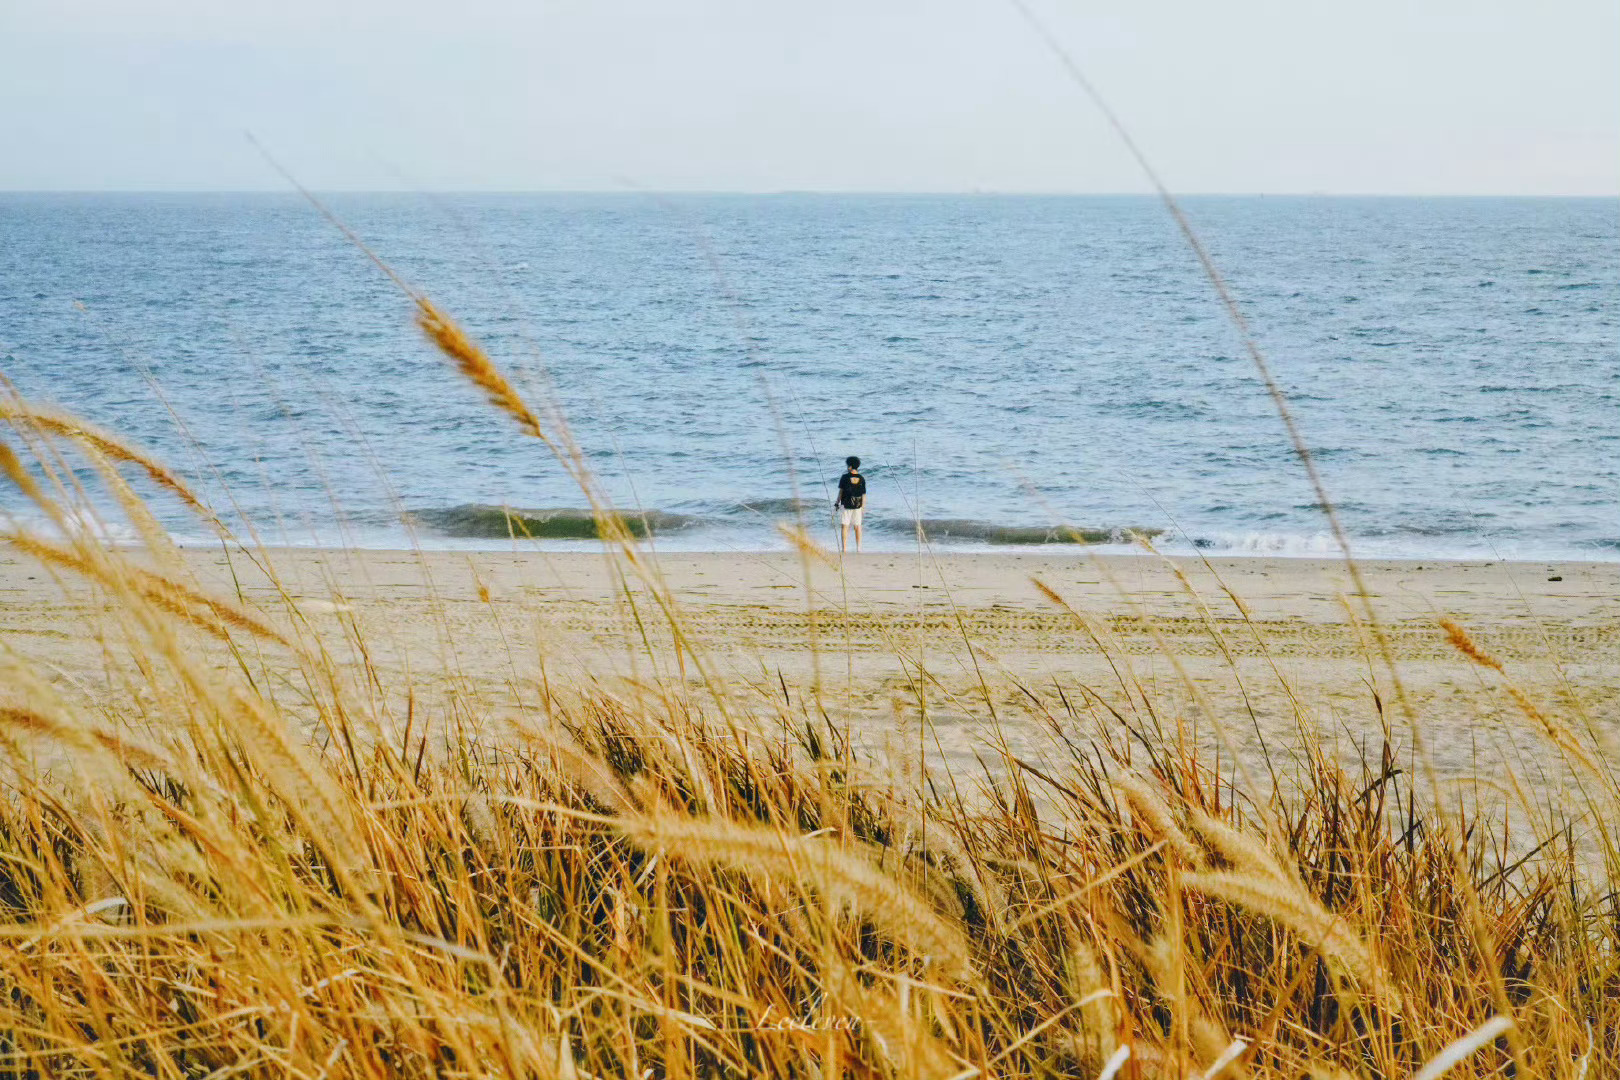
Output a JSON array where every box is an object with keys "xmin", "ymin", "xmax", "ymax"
[{"xmin": 846, "ymin": 456, "xmax": 860, "ymax": 469}]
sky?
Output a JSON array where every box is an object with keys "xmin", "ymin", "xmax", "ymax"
[{"xmin": 1, "ymin": 0, "xmax": 1616, "ymax": 195}]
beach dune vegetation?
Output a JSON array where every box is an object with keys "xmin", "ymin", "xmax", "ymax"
[{"xmin": 0, "ymin": 301, "xmax": 1615, "ymax": 1080}]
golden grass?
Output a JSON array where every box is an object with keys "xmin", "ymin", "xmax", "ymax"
[
  {"xmin": 4, "ymin": 532, "xmax": 287, "ymax": 646},
  {"xmin": 413, "ymin": 298, "xmax": 551, "ymax": 448},
  {"xmin": 0, "ymin": 397, "xmax": 211, "ymax": 520},
  {"xmin": 2, "ymin": 343, "xmax": 1617, "ymax": 1080}
]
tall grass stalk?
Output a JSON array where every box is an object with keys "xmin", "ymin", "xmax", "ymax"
[{"xmin": 3, "ymin": 310, "xmax": 1617, "ymax": 1076}]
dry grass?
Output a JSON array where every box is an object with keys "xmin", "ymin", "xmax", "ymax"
[
  {"xmin": 413, "ymin": 299, "xmax": 551, "ymax": 448},
  {"xmin": 2, "ymin": 328, "xmax": 1617, "ymax": 1080}
]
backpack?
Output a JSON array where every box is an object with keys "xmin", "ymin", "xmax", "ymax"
[{"xmin": 840, "ymin": 473, "xmax": 865, "ymax": 509}]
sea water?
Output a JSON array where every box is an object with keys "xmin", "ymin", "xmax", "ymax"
[{"xmin": 1, "ymin": 193, "xmax": 1615, "ymax": 559}]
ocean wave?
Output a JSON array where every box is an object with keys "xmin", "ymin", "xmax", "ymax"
[
  {"xmin": 902, "ymin": 520, "xmax": 1163, "ymax": 545},
  {"xmin": 727, "ymin": 497, "xmax": 821, "ymax": 517},
  {"xmin": 411, "ymin": 504, "xmax": 699, "ymax": 540},
  {"xmin": 410, "ymin": 506, "xmax": 1168, "ymax": 546},
  {"xmin": 5, "ymin": 509, "xmax": 145, "ymax": 547}
]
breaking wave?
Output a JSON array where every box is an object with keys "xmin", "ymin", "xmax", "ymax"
[
  {"xmin": 409, "ymin": 504, "xmax": 1165, "ymax": 547},
  {"xmin": 412, "ymin": 504, "xmax": 699, "ymax": 540},
  {"xmin": 399, "ymin": 505, "xmax": 1620, "ymax": 561},
  {"xmin": 900, "ymin": 520, "xmax": 1163, "ymax": 545}
]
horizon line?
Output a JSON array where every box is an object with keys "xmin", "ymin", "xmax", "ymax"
[{"xmin": 2, "ymin": 188, "xmax": 1616, "ymax": 199}]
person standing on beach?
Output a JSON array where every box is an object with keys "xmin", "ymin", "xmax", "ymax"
[{"xmin": 835, "ymin": 455, "xmax": 867, "ymax": 553}]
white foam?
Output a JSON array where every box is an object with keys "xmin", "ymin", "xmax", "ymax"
[{"xmin": 3, "ymin": 509, "xmax": 146, "ymax": 548}]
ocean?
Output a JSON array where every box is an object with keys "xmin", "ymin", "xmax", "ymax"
[{"xmin": 1, "ymin": 193, "xmax": 1615, "ymax": 560}]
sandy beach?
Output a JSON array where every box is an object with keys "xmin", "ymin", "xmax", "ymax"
[{"xmin": 5, "ymin": 545, "xmax": 1615, "ymax": 796}]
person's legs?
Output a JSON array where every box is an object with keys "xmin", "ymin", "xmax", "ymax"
[
  {"xmin": 839, "ymin": 507, "xmax": 850, "ymax": 552},
  {"xmin": 853, "ymin": 508, "xmax": 863, "ymax": 552}
]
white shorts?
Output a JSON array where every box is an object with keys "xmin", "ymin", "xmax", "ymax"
[{"xmin": 840, "ymin": 505, "xmax": 863, "ymax": 527}]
